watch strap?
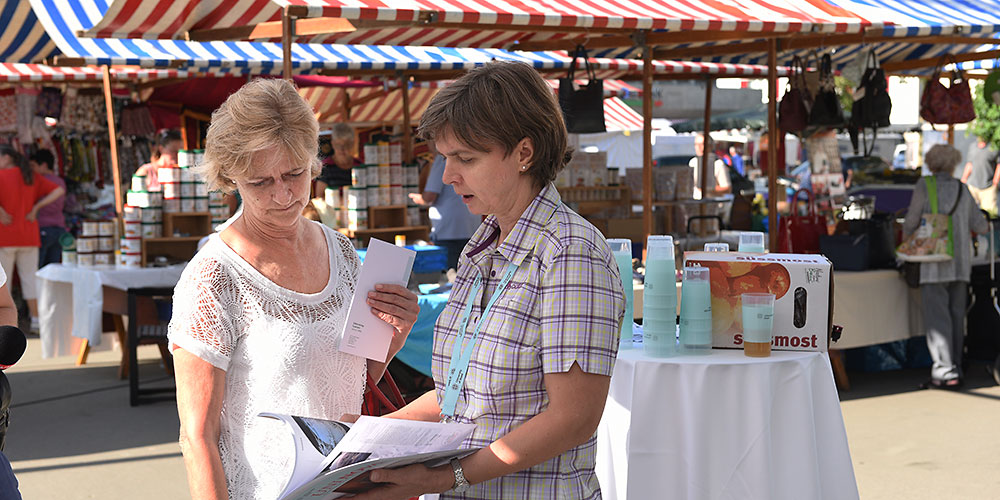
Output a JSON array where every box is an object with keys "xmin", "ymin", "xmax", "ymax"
[{"xmin": 450, "ymin": 457, "xmax": 470, "ymax": 492}]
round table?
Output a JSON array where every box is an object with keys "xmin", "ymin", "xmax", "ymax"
[{"xmin": 596, "ymin": 348, "xmax": 858, "ymax": 500}]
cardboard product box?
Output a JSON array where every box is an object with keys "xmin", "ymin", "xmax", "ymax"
[{"xmin": 683, "ymin": 252, "xmax": 833, "ymax": 352}]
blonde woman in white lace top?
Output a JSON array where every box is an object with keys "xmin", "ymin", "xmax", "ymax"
[{"xmin": 167, "ymin": 79, "xmax": 419, "ymax": 500}]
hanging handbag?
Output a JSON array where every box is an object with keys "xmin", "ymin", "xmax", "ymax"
[
  {"xmin": 558, "ymin": 45, "xmax": 606, "ymax": 134},
  {"xmin": 778, "ymin": 188, "xmax": 827, "ymax": 253},
  {"xmin": 809, "ymin": 54, "xmax": 845, "ymax": 128},
  {"xmin": 897, "ymin": 176, "xmax": 962, "ymax": 262},
  {"xmin": 34, "ymin": 87, "xmax": 62, "ymax": 119},
  {"xmin": 851, "ymin": 48, "xmax": 892, "ymax": 130},
  {"xmin": 802, "ymin": 50, "xmax": 821, "ymax": 102},
  {"xmin": 779, "ymin": 56, "xmax": 811, "ymax": 133},
  {"xmin": 919, "ymin": 56, "xmax": 976, "ymax": 125},
  {"xmin": 361, "ymin": 371, "xmax": 407, "ymax": 417}
]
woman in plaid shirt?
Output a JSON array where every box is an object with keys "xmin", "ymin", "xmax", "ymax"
[{"xmin": 355, "ymin": 62, "xmax": 626, "ymax": 499}]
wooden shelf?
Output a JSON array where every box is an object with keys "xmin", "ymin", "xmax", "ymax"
[
  {"xmin": 369, "ymin": 205, "xmax": 407, "ymax": 211},
  {"xmin": 141, "ymin": 236, "xmax": 204, "ymax": 267},
  {"xmin": 339, "ymin": 225, "xmax": 431, "ymax": 242}
]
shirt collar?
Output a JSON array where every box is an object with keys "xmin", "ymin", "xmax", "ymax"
[{"xmin": 464, "ymin": 183, "xmax": 561, "ymax": 267}]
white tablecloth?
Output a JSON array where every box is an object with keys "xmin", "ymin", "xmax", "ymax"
[
  {"xmin": 832, "ymin": 269, "xmax": 920, "ymax": 349},
  {"xmin": 35, "ymin": 264, "xmax": 185, "ymax": 357},
  {"xmin": 596, "ymin": 349, "xmax": 858, "ymax": 500}
]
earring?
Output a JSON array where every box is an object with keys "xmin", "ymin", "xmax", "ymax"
[{"xmin": 521, "ymin": 165, "xmax": 528, "ymax": 171}]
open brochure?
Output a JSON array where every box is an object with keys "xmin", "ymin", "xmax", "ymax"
[{"xmin": 260, "ymin": 413, "xmax": 478, "ymax": 500}]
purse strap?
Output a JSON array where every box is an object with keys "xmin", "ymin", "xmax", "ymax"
[
  {"xmin": 567, "ymin": 45, "xmax": 597, "ymax": 83},
  {"xmin": 792, "ymin": 187, "xmax": 817, "ymax": 217}
]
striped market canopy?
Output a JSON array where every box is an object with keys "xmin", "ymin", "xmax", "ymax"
[
  {"xmin": 0, "ymin": 62, "xmax": 207, "ymax": 81},
  {"xmin": 80, "ymin": 0, "xmax": 880, "ymax": 44},
  {"xmin": 0, "ymin": 0, "xmax": 58, "ymax": 63},
  {"xmin": 591, "ymin": 0, "xmax": 1000, "ymax": 76},
  {"xmin": 23, "ymin": 0, "xmax": 792, "ymax": 79},
  {"xmin": 303, "ymin": 79, "xmax": 645, "ymax": 132}
]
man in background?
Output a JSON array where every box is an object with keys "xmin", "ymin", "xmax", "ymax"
[
  {"xmin": 29, "ymin": 150, "xmax": 65, "ymax": 268},
  {"xmin": 961, "ymin": 136, "xmax": 1000, "ymax": 216},
  {"xmin": 315, "ymin": 123, "xmax": 360, "ymax": 197},
  {"xmin": 689, "ymin": 133, "xmax": 732, "ymax": 199},
  {"xmin": 408, "ymin": 143, "xmax": 481, "ymax": 271}
]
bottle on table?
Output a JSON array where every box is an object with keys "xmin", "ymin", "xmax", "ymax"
[
  {"xmin": 608, "ymin": 238, "xmax": 634, "ymax": 350},
  {"xmin": 679, "ymin": 266, "xmax": 712, "ymax": 353},
  {"xmin": 643, "ymin": 235, "xmax": 677, "ymax": 357},
  {"xmin": 704, "ymin": 242, "xmax": 730, "ymax": 252}
]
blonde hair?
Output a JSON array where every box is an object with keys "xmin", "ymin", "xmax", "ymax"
[
  {"xmin": 198, "ymin": 78, "xmax": 320, "ymax": 193},
  {"xmin": 924, "ymin": 144, "xmax": 962, "ymax": 175}
]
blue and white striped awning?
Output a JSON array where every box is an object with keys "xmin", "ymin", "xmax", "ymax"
[
  {"xmin": 24, "ymin": 0, "xmax": 791, "ymax": 79},
  {"xmin": 0, "ymin": 0, "xmax": 58, "ymax": 63}
]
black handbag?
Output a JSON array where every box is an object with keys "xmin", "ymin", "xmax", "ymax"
[
  {"xmin": 851, "ymin": 48, "xmax": 891, "ymax": 130},
  {"xmin": 809, "ymin": 54, "xmax": 845, "ymax": 128},
  {"xmin": 559, "ymin": 46, "xmax": 606, "ymax": 134}
]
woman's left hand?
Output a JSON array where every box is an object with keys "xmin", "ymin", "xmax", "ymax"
[
  {"xmin": 344, "ymin": 463, "xmax": 453, "ymax": 500},
  {"xmin": 368, "ymin": 284, "xmax": 419, "ymax": 356}
]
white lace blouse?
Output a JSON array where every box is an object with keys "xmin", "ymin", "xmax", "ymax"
[{"xmin": 168, "ymin": 222, "xmax": 366, "ymax": 500}]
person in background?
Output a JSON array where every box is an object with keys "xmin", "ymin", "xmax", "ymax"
[
  {"xmin": 355, "ymin": 61, "xmax": 625, "ymax": 500},
  {"xmin": 29, "ymin": 150, "xmax": 66, "ymax": 268},
  {"xmin": 0, "ymin": 145, "xmax": 65, "ymax": 334},
  {"xmin": 904, "ymin": 144, "xmax": 989, "ymax": 390},
  {"xmin": 131, "ymin": 129, "xmax": 183, "ymax": 192},
  {"xmin": 723, "ymin": 145, "xmax": 745, "ymax": 176},
  {"xmin": 960, "ymin": 136, "xmax": 1000, "ymax": 216},
  {"xmin": 314, "ymin": 123, "xmax": 360, "ymax": 197},
  {"xmin": 408, "ymin": 141, "xmax": 482, "ymax": 271},
  {"xmin": 0, "ymin": 266, "xmax": 23, "ymax": 500},
  {"xmin": 169, "ymin": 79, "xmax": 418, "ymax": 500},
  {"xmin": 689, "ymin": 133, "xmax": 731, "ymax": 199}
]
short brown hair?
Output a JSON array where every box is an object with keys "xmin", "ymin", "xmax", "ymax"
[
  {"xmin": 417, "ymin": 61, "xmax": 570, "ymax": 188},
  {"xmin": 198, "ymin": 78, "xmax": 320, "ymax": 193},
  {"xmin": 924, "ymin": 144, "xmax": 962, "ymax": 174}
]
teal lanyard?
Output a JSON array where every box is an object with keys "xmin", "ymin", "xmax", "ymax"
[{"xmin": 440, "ymin": 261, "xmax": 519, "ymax": 419}]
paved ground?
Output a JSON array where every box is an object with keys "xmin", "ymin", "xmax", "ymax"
[{"xmin": 4, "ymin": 335, "xmax": 999, "ymax": 499}]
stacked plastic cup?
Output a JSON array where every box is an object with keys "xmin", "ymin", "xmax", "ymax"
[
  {"xmin": 643, "ymin": 236, "xmax": 677, "ymax": 357},
  {"xmin": 704, "ymin": 242, "xmax": 730, "ymax": 252},
  {"xmin": 738, "ymin": 231, "xmax": 766, "ymax": 253},
  {"xmin": 608, "ymin": 239, "xmax": 634, "ymax": 350},
  {"xmin": 742, "ymin": 293, "xmax": 776, "ymax": 357},
  {"xmin": 680, "ymin": 266, "xmax": 713, "ymax": 353}
]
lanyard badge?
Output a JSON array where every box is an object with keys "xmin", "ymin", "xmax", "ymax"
[{"xmin": 440, "ymin": 261, "xmax": 519, "ymax": 419}]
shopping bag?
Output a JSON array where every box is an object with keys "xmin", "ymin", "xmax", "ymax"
[
  {"xmin": 361, "ymin": 371, "xmax": 407, "ymax": 416},
  {"xmin": 809, "ymin": 54, "xmax": 845, "ymax": 128},
  {"xmin": 778, "ymin": 188, "xmax": 826, "ymax": 253},
  {"xmin": 851, "ymin": 48, "xmax": 891, "ymax": 130},
  {"xmin": 779, "ymin": 56, "xmax": 811, "ymax": 133},
  {"xmin": 896, "ymin": 176, "xmax": 961, "ymax": 262},
  {"xmin": 558, "ymin": 45, "xmax": 606, "ymax": 134},
  {"xmin": 919, "ymin": 56, "xmax": 976, "ymax": 125}
]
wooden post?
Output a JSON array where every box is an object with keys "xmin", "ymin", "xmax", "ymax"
[
  {"xmin": 343, "ymin": 91, "xmax": 351, "ymax": 122},
  {"xmin": 180, "ymin": 114, "xmax": 190, "ymax": 150},
  {"xmin": 947, "ymin": 124, "xmax": 955, "ymax": 145},
  {"xmin": 701, "ymin": 77, "xmax": 713, "ymax": 199},
  {"xmin": 282, "ymin": 7, "xmax": 293, "ymax": 81},
  {"xmin": 642, "ymin": 38, "xmax": 654, "ymax": 243},
  {"xmin": 101, "ymin": 65, "xmax": 123, "ymax": 216},
  {"xmin": 767, "ymin": 38, "xmax": 780, "ymax": 252},
  {"xmin": 400, "ymin": 77, "xmax": 413, "ymax": 164}
]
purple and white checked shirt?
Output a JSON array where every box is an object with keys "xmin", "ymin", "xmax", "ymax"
[{"xmin": 432, "ymin": 183, "xmax": 625, "ymax": 499}]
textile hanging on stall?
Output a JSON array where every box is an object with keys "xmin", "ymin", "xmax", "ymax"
[
  {"xmin": 60, "ymin": 89, "xmax": 107, "ymax": 133},
  {"xmin": 0, "ymin": 91, "xmax": 16, "ymax": 133}
]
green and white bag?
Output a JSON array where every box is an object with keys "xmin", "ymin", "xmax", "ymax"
[{"xmin": 896, "ymin": 176, "xmax": 960, "ymax": 262}]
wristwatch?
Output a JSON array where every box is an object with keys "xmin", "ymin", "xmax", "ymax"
[{"xmin": 449, "ymin": 457, "xmax": 470, "ymax": 493}]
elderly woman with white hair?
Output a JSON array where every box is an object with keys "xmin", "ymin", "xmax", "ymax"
[
  {"xmin": 903, "ymin": 144, "xmax": 989, "ymax": 390},
  {"xmin": 168, "ymin": 78, "xmax": 419, "ymax": 500}
]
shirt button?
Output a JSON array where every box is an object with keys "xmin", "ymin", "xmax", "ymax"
[{"xmin": 490, "ymin": 270, "xmax": 496, "ymax": 277}]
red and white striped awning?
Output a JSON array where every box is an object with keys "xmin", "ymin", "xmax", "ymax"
[
  {"xmin": 301, "ymin": 81, "xmax": 644, "ymax": 132},
  {"xmin": 603, "ymin": 97, "xmax": 644, "ymax": 132},
  {"xmin": 81, "ymin": 0, "xmax": 881, "ymax": 45},
  {"xmin": 0, "ymin": 63, "xmax": 203, "ymax": 82},
  {"xmin": 406, "ymin": 78, "xmax": 641, "ymax": 97}
]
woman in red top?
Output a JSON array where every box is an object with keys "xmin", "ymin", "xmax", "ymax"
[{"xmin": 0, "ymin": 145, "xmax": 64, "ymax": 332}]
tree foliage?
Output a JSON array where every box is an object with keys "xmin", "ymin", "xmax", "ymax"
[{"xmin": 969, "ymin": 81, "xmax": 1000, "ymax": 148}]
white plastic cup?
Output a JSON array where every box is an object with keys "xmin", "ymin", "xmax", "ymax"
[
  {"xmin": 608, "ymin": 238, "xmax": 634, "ymax": 350},
  {"xmin": 704, "ymin": 242, "xmax": 730, "ymax": 252},
  {"xmin": 738, "ymin": 231, "xmax": 766, "ymax": 253},
  {"xmin": 742, "ymin": 293, "xmax": 775, "ymax": 357}
]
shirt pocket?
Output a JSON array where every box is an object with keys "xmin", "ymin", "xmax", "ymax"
[{"xmin": 480, "ymin": 286, "xmax": 541, "ymax": 393}]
